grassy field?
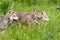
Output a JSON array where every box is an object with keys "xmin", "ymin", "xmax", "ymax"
[{"xmin": 0, "ymin": 0, "xmax": 60, "ymax": 40}]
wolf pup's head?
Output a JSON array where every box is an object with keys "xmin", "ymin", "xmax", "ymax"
[
  {"xmin": 7, "ymin": 10, "xmax": 19, "ymax": 22},
  {"xmin": 32, "ymin": 9, "xmax": 49, "ymax": 21},
  {"xmin": 40, "ymin": 10, "xmax": 49, "ymax": 21}
]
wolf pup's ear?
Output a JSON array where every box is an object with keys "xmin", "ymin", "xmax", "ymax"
[
  {"xmin": 32, "ymin": 8, "xmax": 38, "ymax": 14},
  {"xmin": 41, "ymin": 11, "xmax": 44, "ymax": 15},
  {"xmin": 9, "ymin": 10, "xmax": 14, "ymax": 14},
  {"xmin": 41, "ymin": 10, "xmax": 45, "ymax": 15},
  {"xmin": 7, "ymin": 10, "xmax": 15, "ymax": 16}
]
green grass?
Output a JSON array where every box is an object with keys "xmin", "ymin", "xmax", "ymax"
[{"xmin": 0, "ymin": 1, "xmax": 60, "ymax": 40}]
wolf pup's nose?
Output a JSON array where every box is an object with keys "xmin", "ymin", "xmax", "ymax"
[
  {"xmin": 13, "ymin": 19, "xmax": 17, "ymax": 22},
  {"xmin": 13, "ymin": 17, "xmax": 19, "ymax": 20}
]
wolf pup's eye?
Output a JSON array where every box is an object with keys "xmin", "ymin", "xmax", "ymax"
[
  {"xmin": 13, "ymin": 15, "xmax": 16, "ymax": 17},
  {"xmin": 41, "ymin": 17, "xmax": 42, "ymax": 18},
  {"xmin": 13, "ymin": 14, "xmax": 16, "ymax": 17}
]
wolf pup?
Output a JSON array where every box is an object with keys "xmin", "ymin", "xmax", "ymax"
[
  {"xmin": 0, "ymin": 16, "xmax": 10, "ymax": 30},
  {"xmin": 7, "ymin": 10, "xmax": 19, "ymax": 24},
  {"xmin": 14, "ymin": 9, "xmax": 40, "ymax": 25}
]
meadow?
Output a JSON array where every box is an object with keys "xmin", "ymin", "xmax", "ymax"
[{"xmin": 0, "ymin": 0, "xmax": 60, "ymax": 40}]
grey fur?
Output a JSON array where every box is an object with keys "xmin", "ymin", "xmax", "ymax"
[
  {"xmin": 15, "ymin": 12, "xmax": 40, "ymax": 25},
  {"xmin": 0, "ymin": 16, "xmax": 10, "ymax": 30}
]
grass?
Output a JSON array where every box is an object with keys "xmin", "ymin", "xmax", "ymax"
[{"xmin": 0, "ymin": 1, "xmax": 60, "ymax": 40}]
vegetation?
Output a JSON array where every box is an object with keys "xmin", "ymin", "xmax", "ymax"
[{"xmin": 0, "ymin": 0, "xmax": 60, "ymax": 40}]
